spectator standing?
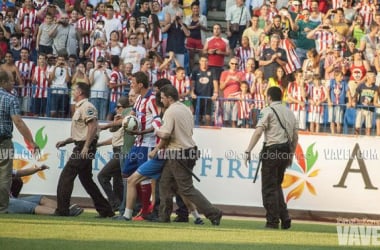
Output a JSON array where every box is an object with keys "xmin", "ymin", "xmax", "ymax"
[
  {"xmin": 308, "ymin": 75, "xmax": 327, "ymax": 133},
  {"xmin": 31, "ymin": 54, "xmax": 49, "ymax": 116},
  {"xmin": 287, "ymin": 70, "xmax": 309, "ymax": 130},
  {"xmin": 89, "ymin": 56, "xmax": 111, "ymax": 120},
  {"xmin": 226, "ymin": 0, "xmax": 251, "ymax": 49},
  {"xmin": 259, "ymin": 34, "xmax": 287, "ymax": 80},
  {"xmin": 36, "ymin": 13, "xmax": 54, "ymax": 55},
  {"xmin": 120, "ymin": 33, "xmax": 147, "ymax": 73},
  {"xmin": 77, "ymin": 4, "xmax": 96, "ymax": 60},
  {"xmin": 104, "ymin": 4, "xmax": 122, "ymax": 42}
]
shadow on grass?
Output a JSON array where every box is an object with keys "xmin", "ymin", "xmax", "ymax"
[{"xmin": 0, "ymin": 238, "xmax": 365, "ymax": 250}]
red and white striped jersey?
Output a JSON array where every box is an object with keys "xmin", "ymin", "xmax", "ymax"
[
  {"xmin": 148, "ymin": 28, "xmax": 162, "ymax": 51},
  {"xmin": 287, "ymin": 82, "xmax": 309, "ymax": 111},
  {"xmin": 244, "ymin": 71, "xmax": 255, "ymax": 89},
  {"xmin": 358, "ymin": 4, "xmax": 374, "ymax": 28},
  {"xmin": 252, "ymin": 80, "xmax": 266, "ymax": 110},
  {"xmin": 279, "ymin": 39, "xmax": 301, "ymax": 75},
  {"xmin": 308, "ymin": 84, "xmax": 326, "ymax": 113},
  {"xmin": 268, "ymin": 9, "xmax": 278, "ymax": 22},
  {"xmin": 33, "ymin": 0, "xmax": 48, "ymax": 10},
  {"xmin": 95, "ymin": 13, "xmax": 107, "ymax": 22},
  {"xmin": 331, "ymin": 0, "xmax": 343, "ymax": 9},
  {"xmin": 115, "ymin": 12, "xmax": 130, "ymax": 28},
  {"xmin": 239, "ymin": 92, "xmax": 252, "ymax": 119},
  {"xmin": 21, "ymin": 36, "xmax": 33, "ymax": 50},
  {"xmin": 313, "ymin": 30, "xmax": 334, "ymax": 54},
  {"xmin": 16, "ymin": 60, "xmax": 35, "ymax": 97},
  {"xmin": 17, "ymin": 8, "xmax": 37, "ymax": 32},
  {"xmin": 158, "ymin": 69, "xmax": 172, "ymax": 80},
  {"xmin": 32, "ymin": 66, "xmax": 49, "ymax": 98},
  {"xmin": 303, "ymin": 0, "xmax": 312, "ymax": 9},
  {"xmin": 133, "ymin": 89, "xmax": 160, "ymax": 147},
  {"xmin": 89, "ymin": 47, "xmax": 107, "ymax": 63},
  {"xmin": 78, "ymin": 17, "xmax": 96, "ymax": 45},
  {"xmin": 109, "ymin": 69, "xmax": 124, "ymax": 102},
  {"xmin": 169, "ymin": 75, "xmax": 190, "ymax": 96},
  {"xmin": 235, "ymin": 46, "xmax": 254, "ymax": 71}
]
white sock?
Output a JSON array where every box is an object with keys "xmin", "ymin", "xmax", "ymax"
[
  {"xmin": 123, "ymin": 208, "xmax": 133, "ymax": 219},
  {"xmin": 191, "ymin": 210, "xmax": 200, "ymax": 219}
]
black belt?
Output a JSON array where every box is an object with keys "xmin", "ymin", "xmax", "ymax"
[
  {"xmin": 0, "ymin": 135, "xmax": 12, "ymax": 142},
  {"xmin": 264, "ymin": 142, "xmax": 290, "ymax": 151}
]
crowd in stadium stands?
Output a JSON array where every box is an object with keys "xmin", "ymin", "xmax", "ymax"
[{"xmin": 2, "ymin": 0, "xmax": 380, "ymax": 135}]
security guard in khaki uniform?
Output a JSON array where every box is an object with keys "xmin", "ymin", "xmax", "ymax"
[
  {"xmin": 55, "ymin": 82, "xmax": 114, "ymax": 217},
  {"xmin": 245, "ymin": 86, "xmax": 298, "ymax": 229}
]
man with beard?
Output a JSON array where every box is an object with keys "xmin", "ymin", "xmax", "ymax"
[{"xmin": 49, "ymin": 14, "xmax": 71, "ymax": 55}]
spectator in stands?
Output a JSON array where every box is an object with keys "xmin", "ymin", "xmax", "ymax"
[
  {"xmin": 108, "ymin": 55, "xmax": 125, "ymax": 119},
  {"xmin": 191, "ymin": 55, "xmax": 218, "ymax": 126},
  {"xmin": 104, "ymin": 4, "xmax": 122, "ymax": 42},
  {"xmin": 220, "ymin": 57, "xmax": 245, "ymax": 128},
  {"xmin": 266, "ymin": 66, "xmax": 289, "ymax": 102},
  {"xmin": 184, "ymin": 1, "xmax": 207, "ymax": 72},
  {"xmin": 259, "ymin": 34, "xmax": 287, "ymax": 80},
  {"xmin": 70, "ymin": 61, "xmax": 90, "ymax": 115},
  {"xmin": 327, "ymin": 70, "xmax": 350, "ymax": 134},
  {"xmin": 151, "ymin": 0, "xmax": 170, "ymax": 56},
  {"xmin": 49, "ymin": 14, "xmax": 72, "ymax": 55},
  {"xmin": 122, "ymin": 16, "xmax": 137, "ymax": 44},
  {"xmin": 163, "ymin": 12, "xmax": 189, "ymax": 69},
  {"xmin": 31, "ymin": 54, "xmax": 49, "ymax": 116},
  {"xmin": 293, "ymin": 8, "xmax": 319, "ymax": 65},
  {"xmin": 235, "ymin": 36, "xmax": 255, "ymax": 72},
  {"xmin": 324, "ymin": 44, "xmax": 348, "ymax": 84},
  {"xmin": 9, "ymin": 33, "xmax": 22, "ymax": 62},
  {"xmin": 308, "ymin": 75, "xmax": 327, "ymax": 133},
  {"xmin": 226, "ymin": 0, "xmax": 251, "ymax": 49},
  {"xmin": 348, "ymin": 14, "xmax": 366, "ymax": 48},
  {"xmin": 306, "ymin": 20, "xmax": 335, "ymax": 55},
  {"xmin": 243, "ymin": 57, "xmax": 256, "ymax": 89},
  {"xmin": 89, "ymin": 56, "xmax": 111, "ymax": 120},
  {"xmin": 169, "ymin": 66, "xmax": 191, "ymax": 107},
  {"xmin": 16, "ymin": 48, "xmax": 35, "ymax": 116},
  {"xmin": 48, "ymin": 53, "xmax": 71, "ymax": 118},
  {"xmin": 328, "ymin": 8, "xmax": 350, "ymax": 40},
  {"xmin": 107, "ymin": 30, "xmax": 123, "ymax": 58},
  {"xmin": 302, "ymin": 48, "xmax": 321, "ymax": 83},
  {"xmin": 287, "ymin": 70, "xmax": 309, "ymax": 130},
  {"xmin": 251, "ymin": 68, "xmax": 266, "ymax": 125},
  {"xmin": 342, "ymin": 0, "xmax": 357, "ymax": 24},
  {"xmin": 1, "ymin": 52, "xmax": 22, "ymax": 99},
  {"xmin": 242, "ymin": 15, "xmax": 264, "ymax": 59},
  {"xmin": 120, "ymin": 33, "xmax": 146, "ymax": 73},
  {"xmin": 203, "ymin": 23, "xmax": 231, "ymax": 81},
  {"xmin": 147, "ymin": 14, "xmax": 162, "ymax": 55},
  {"xmin": 78, "ymin": 4, "xmax": 96, "ymax": 60},
  {"xmin": 353, "ymin": 71, "xmax": 378, "ymax": 135},
  {"xmin": 349, "ymin": 49, "xmax": 370, "ymax": 84},
  {"xmin": 264, "ymin": 14, "xmax": 284, "ymax": 39},
  {"xmin": 16, "ymin": 0, "xmax": 37, "ymax": 35},
  {"xmin": 373, "ymin": 86, "xmax": 380, "ymax": 136},
  {"xmin": 257, "ymin": 4, "xmax": 270, "ymax": 29},
  {"xmin": 85, "ymin": 37, "xmax": 107, "ymax": 63},
  {"xmin": 36, "ymin": 13, "xmax": 54, "ymax": 55},
  {"xmin": 133, "ymin": 0, "xmax": 151, "ymax": 26},
  {"xmin": 163, "ymin": 0, "xmax": 184, "ymax": 22},
  {"xmin": 235, "ymin": 81, "xmax": 252, "ymax": 128},
  {"xmin": 359, "ymin": 23, "xmax": 379, "ymax": 66}
]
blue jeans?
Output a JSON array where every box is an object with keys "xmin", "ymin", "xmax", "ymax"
[
  {"xmin": 200, "ymin": 0, "xmax": 207, "ymax": 16},
  {"xmin": 8, "ymin": 195, "xmax": 42, "ymax": 214},
  {"xmin": 89, "ymin": 98, "xmax": 108, "ymax": 121}
]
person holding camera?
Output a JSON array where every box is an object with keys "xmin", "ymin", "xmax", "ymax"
[
  {"xmin": 48, "ymin": 53, "xmax": 71, "ymax": 118},
  {"xmin": 49, "ymin": 14, "xmax": 74, "ymax": 56},
  {"xmin": 162, "ymin": 12, "xmax": 190, "ymax": 68},
  {"xmin": 226, "ymin": 0, "xmax": 250, "ymax": 49}
]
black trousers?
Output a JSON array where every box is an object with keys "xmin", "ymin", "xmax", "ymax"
[
  {"xmin": 261, "ymin": 144, "xmax": 291, "ymax": 226},
  {"xmin": 56, "ymin": 141, "xmax": 113, "ymax": 216},
  {"xmin": 97, "ymin": 147, "xmax": 123, "ymax": 209}
]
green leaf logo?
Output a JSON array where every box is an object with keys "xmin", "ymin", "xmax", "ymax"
[{"xmin": 35, "ymin": 127, "xmax": 48, "ymax": 149}]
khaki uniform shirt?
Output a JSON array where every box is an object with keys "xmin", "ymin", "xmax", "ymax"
[
  {"xmin": 159, "ymin": 102, "xmax": 196, "ymax": 150},
  {"xmin": 71, "ymin": 98, "xmax": 98, "ymax": 141},
  {"xmin": 256, "ymin": 101, "xmax": 298, "ymax": 147}
]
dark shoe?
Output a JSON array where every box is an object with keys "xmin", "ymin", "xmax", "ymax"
[
  {"xmin": 194, "ymin": 218, "xmax": 204, "ymax": 225},
  {"xmin": 112, "ymin": 215, "xmax": 131, "ymax": 221},
  {"xmin": 95, "ymin": 211, "xmax": 115, "ymax": 218},
  {"xmin": 69, "ymin": 204, "xmax": 83, "ymax": 216},
  {"xmin": 150, "ymin": 217, "xmax": 170, "ymax": 223},
  {"xmin": 210, "ymin": 210, "xmax": 222, "ymax": 226},
  {"xmin": 281, "ymin": 219, "xmax": 291, "ymax": 229},
  {"xmin": 265, "ymin": 223, "xmax": 279, "ymax": 229},
  {"xmin": 142, "ymin": 212, "xmax": 159, "ymax": 221},
  {"xmin": 173, "ymin": 216, "xmax": 189, "ymax": 223}
]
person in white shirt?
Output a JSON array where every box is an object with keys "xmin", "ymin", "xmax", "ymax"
[
  {"xmin": 48, "ymin": 54, "xmax": 71, "ymax": 117},
  {"xmin": 120, "ymin": 33, "xmax": 147, "ymax": 73},
  {"xmin": 89, "ymin": 56, "xmax": 111, "ymax": 120},
  {"xmin": 103, "ymin": 4, "xmax": 122, "ymax": 42}
]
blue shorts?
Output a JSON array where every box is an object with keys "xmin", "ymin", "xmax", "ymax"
[
  {"xmin": 50, "ymin": 93, "xmax": 67, "ymax": 113},
  {"xmin": 136, "ymin": 157, "xmax": 165, "ymax": 180},
  {"xmin": 8, "ymin": 195, "xmax": 42, "ymax": 214},
  {"xmin": 122, "ymin": 146, "xmax": 149, "ymax": 176}
]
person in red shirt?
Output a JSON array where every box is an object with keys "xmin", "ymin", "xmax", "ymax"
[{"xmin": 219, "ymin": 57, "xmax": 245, "ymax": 127}]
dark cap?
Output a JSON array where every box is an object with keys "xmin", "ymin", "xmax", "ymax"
[{"xmin": 97, "ymin": 56, "xmax": 105, "ymax": 62}]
